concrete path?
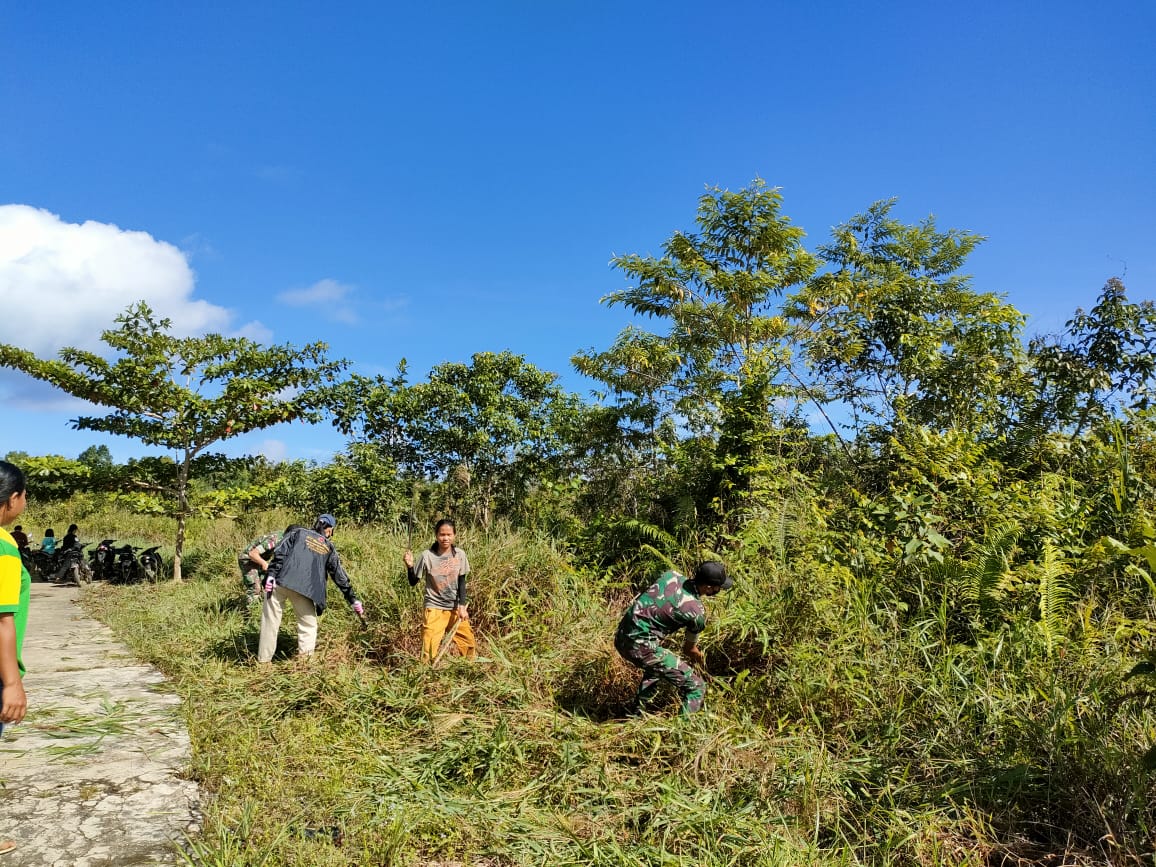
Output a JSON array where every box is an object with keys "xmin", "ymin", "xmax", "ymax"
[{"xmin": 0, "ymin": 581, "xmax": 201, "ymax": 866}]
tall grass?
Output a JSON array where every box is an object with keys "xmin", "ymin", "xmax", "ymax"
[{"xmin": 72, "ymin": 504, "xmax": 1156, "ymax": 866}]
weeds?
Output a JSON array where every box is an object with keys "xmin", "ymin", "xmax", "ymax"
[{"xmin": 70, "ymin": 508, "xmax": 1156, "ymax": 865}]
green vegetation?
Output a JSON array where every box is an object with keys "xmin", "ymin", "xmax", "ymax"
[
  {"xmin": 22, "ymin": 483, "xmax": 1149, "ymax": 866},
  {"xmin": 0, "ymin": 302, "xmax": 346, "ymax": 579},
  {"xmin": 6, "ymin": 181, "xmax": 1156, "ymax": 863}
]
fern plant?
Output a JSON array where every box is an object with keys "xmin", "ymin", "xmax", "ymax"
[
  {"xmin": 960, "ymin": 524, "xmax": 1022, "ymax": 622},
  {"xmin": 1036, "ymin": 542, "xmax": 1073, "ymax": 658}
]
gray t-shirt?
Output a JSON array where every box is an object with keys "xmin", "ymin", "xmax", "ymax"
[{"xmin": 414, "ymin": 547, "xmax": 470, "ymax": 611}]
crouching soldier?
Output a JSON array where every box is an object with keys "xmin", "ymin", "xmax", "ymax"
[
  {"xmin": 257, "ymin": 514, "xmax": 363, "ymax": 664},
  {"xmin": 614, "ymin": 561, "xmax": 731, "ymax": 716}
]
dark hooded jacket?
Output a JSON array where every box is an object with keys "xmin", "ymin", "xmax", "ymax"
[{"xmin": 266, "ymin": 526, "xmax": 356, "ymax": 613}]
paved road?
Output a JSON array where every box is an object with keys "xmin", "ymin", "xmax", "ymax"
[{"xmin": 0, "ymin": 581, "xmax": 201, "ymax": 866}]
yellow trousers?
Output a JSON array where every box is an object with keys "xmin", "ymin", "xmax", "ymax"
[{"xmin": 422, "ymin": 607, "xmax": 477, "ymax": 663}]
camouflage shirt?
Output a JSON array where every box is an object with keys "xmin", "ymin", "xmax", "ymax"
[
  {"xmin": 616, "ymin": 570, "xmax": 707, "ymax": 646},
  {"xmin": 239, "ymin": 532, "xmax": 282, "ymax": 570}
]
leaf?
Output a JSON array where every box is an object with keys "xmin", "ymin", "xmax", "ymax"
[{"xmin": 925, "ymin": 528, "xmax": 950, "ymax": 549}]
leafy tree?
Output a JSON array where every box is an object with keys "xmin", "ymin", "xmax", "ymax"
[
  {"xmin": 787, "ymin": 199, "xmax": 1026, "ymax": 437},
  {"xmin": 17, "ymin": 454, "xmax": 92, "ymax": 501},
  {"xmin": 75, "ymin": 444, "xmax": 123, "ymax": 492},
  {"xmin": 304, "ymin": 442, "xmax": 404, "ymax": 525},
  {"xmin": 334, "ymin": 352, "xmax": 585, "ymax": 528},
  {"xmin": 106, "ymin": 453, "xmax": 296, "ymax": 519},
  {"xmin": 77, "ymin": 444, "xmax": 114, "ymax": 469},
  {"xmin": 573, "ymin": 180, "xmax": 819, "ymax": 530},
  {"xmin": 1028, "ymin": 277, "xmax": 1156, "ymax": 436},
  {"xmin": 0, "ymin": 301, "xmax": 347, "ymax": 579}
]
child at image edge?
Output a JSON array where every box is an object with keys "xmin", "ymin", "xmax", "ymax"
[{"xmin": 0, "ymin": 460, "xmax": 32, "ymax": 857}]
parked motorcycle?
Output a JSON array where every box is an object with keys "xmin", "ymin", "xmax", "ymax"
[
  {"xmin": 89, "ymin": 539, "xmax": 118, "ymax": 581},
  {"xmin": 111, "ymin": 544, "xmax": 142, "ymax": 585},
  {"xmin": 19, "ymin": 546, "xmax": 38, "ymax": 578},
  {"xmin": 138, "ymin": 546, "xmax": 163, "ymax": 583},
  {"xmin": 53, "ymin": 543, "xmax": 93, "ymax": 585},
  {"xmin": 30, "ymin": 547, "xmax": 56, "ymax": 580}
]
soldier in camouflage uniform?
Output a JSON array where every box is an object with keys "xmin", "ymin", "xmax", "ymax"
[
  {"xmin": 615, "ymin": 561, "xmax": 732, "ymax": 715},
  {"xmin": 238, "ymin": 526, "xmax": 296, "ymax": 605}
]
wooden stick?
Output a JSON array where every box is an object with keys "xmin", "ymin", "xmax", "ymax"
[{"xmin": 432, "ymin": 617, "xmax": 462, "ymax": 666}]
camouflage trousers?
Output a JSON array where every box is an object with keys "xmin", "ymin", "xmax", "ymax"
[
  {"xmin": 238, "ymin": 560, "xmax": 263, "ymax": 603},
  {"xmin": 615, "ymin": 637, "xmax": 706, "ymax": 715}
]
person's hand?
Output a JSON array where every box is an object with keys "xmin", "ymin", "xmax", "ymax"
[
  {"xmin": 264, "ymin": 576, "xmax": 275, "ymax": 594},
  {"xmin": 403, "ymin": 550, "xmax": 414, "ymax": 569},
  {"xmin": 0, "ymin": 679, "xmax": 27, "ymax": 725},
  {"xmin": 352, "ymin": 600, "xmax": 365, "ymax": 617},
  {"xmin": 455, "ymin": 604, "xmax": 469, "ymax": 621},
  {"xmin": 687, "ymin": 646, "xmax": 706, "ymax": 668}
]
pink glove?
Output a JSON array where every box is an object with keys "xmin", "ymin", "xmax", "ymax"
[
  {"xmin": 264, "ymin": 577, "xmax": 275, "ymax": 594},
  {"xmin": 352, "ymin": 600, "xmax": 364, "ymax": 617}
]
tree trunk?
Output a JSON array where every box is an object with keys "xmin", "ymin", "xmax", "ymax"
[{"xmin": 172, "ymin": 452, "xmax": 191, "ymax": 581}]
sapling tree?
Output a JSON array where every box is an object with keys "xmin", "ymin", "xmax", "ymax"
[{"xmin": 0, "ymin": 302, "xmax": 347, "ymax": 579}]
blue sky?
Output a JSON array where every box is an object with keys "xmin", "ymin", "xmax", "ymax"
[{"xmin": 1, "ymin": 1, "xmax": 1153, "ymax": 463}]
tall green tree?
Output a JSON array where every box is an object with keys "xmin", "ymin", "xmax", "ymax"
[
  {"xmin": 573, "ymin": 180, "xmax": 819, "ymax": 528},
  {"xmin": 76, "ymin": 444, "xmax": 122, "ymax": 492},
  {"xmin": 787, "ymin": 199, "xmax": 1026, "ymax": 438},
  {"xmin": 334, "ymin": 351, "xmax": 585, "ymax": 528},
  {"xmin": 0, "ymin": 302, "xmax": 347, "ymax": 579}
]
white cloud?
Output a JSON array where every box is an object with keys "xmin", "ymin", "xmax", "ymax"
[
  {"xmin": 257, "ymin": 439, "xmax": 289, "ymax": 463},
  {"xmin": 179, "ymin": 232, "xmax": 219, "ymax": 262},
  {"xmin": 277, "ymin": 278, "xmax": 359, "ymax": 325},
  {"xmin": 0, "ymin": 204, "xmax": 234, "ymax": 355},
  {"xmin": 234, "ymin": 320, "xmax": 274, "ymax": 344},
  {"xmin": 2, "ymin": 377, "xmax": 92, "ymax": 413}
]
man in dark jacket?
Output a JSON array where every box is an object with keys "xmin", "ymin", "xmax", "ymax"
[{"xmin": 256, "ymin": 514, "xmax": 363, "ymax": 664}]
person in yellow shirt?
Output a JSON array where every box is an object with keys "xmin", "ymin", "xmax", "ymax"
[{"xmin": 0, "ymin": 460, "xmax": 31, "ymax": 857}]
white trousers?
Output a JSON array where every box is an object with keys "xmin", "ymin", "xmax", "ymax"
[{"xmin": 257, "ymin": 585, "xmax": 318, "ymax": 662}]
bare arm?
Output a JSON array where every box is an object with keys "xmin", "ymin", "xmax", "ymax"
[
  {"xmin": 247, "ymin": 545, "xmax": 270, "ymax": 571},
  {"xmin": 0, "ymin": 613, "xmax": 27, "ymax": 725},
  {"xmin": 682, "ymin": 632, "xmax": 705, "ymax": 667}
]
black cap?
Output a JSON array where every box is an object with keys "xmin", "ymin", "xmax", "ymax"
[{"xmin": 694, "ymin": 560, "xmax": 731, "ymax": 590}]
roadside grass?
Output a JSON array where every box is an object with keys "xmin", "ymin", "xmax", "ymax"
[{"xmin": 78, "ymin": 510, "xmax": 1156, "ymax": 865}]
